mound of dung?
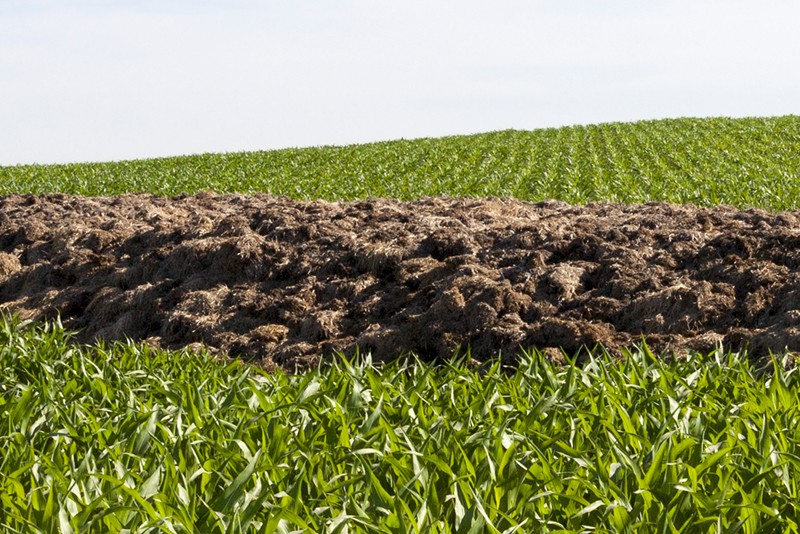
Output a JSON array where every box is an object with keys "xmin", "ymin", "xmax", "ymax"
[{"xmin": 3, "ymin": 192, "xmax": 800, "ymax": 370}]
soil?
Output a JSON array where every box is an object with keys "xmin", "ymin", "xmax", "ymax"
[{"xmin": 2, "ymin": 192, "xmax": 800, "ymax": 371}]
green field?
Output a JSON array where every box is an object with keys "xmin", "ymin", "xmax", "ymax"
[
  {"xmin": 2, "ymin": 315, "xmax": 799, "ymax": 533},
  {"xmin": 3, "ymin": 116, "xmax": 800, "ymax": 532},
  {"xmin": 3, "ymin": 116, "xmax": 800, "ymax": 210}
]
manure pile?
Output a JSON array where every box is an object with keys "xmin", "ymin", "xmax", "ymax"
[{"xmin": 2, "ymin": 192, "xmax": 800, "ymax": 370}]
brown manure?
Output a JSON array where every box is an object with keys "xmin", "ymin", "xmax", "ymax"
[{"xmin": 3, "ymin": 193, "xmax": 800, "ymax": 370}]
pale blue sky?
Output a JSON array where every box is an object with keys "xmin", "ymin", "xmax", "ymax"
[{"xmin": 1, "ymin": 0, "xmax": 799, "ymax": 166}]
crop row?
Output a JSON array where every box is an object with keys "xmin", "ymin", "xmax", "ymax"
[{"xmin": 3, "ymin": 116, "xmax": 800, "ymax": 210}]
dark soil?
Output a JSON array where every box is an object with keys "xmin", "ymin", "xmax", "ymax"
[{"xmin": 2, "ymin": 192, "xmax": 800, "ymax": 370}]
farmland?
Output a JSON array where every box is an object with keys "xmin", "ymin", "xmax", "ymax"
[
  {"xmin": 3, "ymin": 115, "xmax": 800, "ymax": 532},
  {"xmin": 3, "ymin": 116, "xmax": 800, "ymax": 210},
  {"xmin": 3, "ymin": 315, "xmax": 800, "ymax": 533}
]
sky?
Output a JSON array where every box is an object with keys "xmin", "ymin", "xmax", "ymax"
[{"xmin": 1, "ymin": 0, "xmax": 799, "ymax": 166}]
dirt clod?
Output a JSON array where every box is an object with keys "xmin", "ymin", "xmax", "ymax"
[{"xmin": 3, "ymin": 193, "xmax": 800, "ymax": 370}]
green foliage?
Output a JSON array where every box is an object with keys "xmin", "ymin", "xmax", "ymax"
[
  {"xmin": 2, "ymin": 314, "xmax": 800, "ymax": 533},
  {"xmin": 3, "ymin": 116, "xmax": 800, "ymax": 210}
]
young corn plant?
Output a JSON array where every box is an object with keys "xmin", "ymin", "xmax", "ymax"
[{"xmin": 2, "ymin": 313, "xmax": 800, "ymax": 533}]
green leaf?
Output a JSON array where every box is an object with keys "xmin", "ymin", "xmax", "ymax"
[{"xmin": 211, "ymin": 449, "xmax": 263, "ymax": 513}]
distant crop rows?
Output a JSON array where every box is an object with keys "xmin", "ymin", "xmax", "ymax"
[
  {"xmin": 2, "ymin": 315, "xmax": 799, "ymax": 533},
  {"xmin": 3, "ymin": 116, "xmax": 800, "ymax": 210}
]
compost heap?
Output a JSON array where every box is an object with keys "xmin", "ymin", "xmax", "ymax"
[{"xmin": 2, "ymin": 192, "xmax": 800, "ymax": 370}]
